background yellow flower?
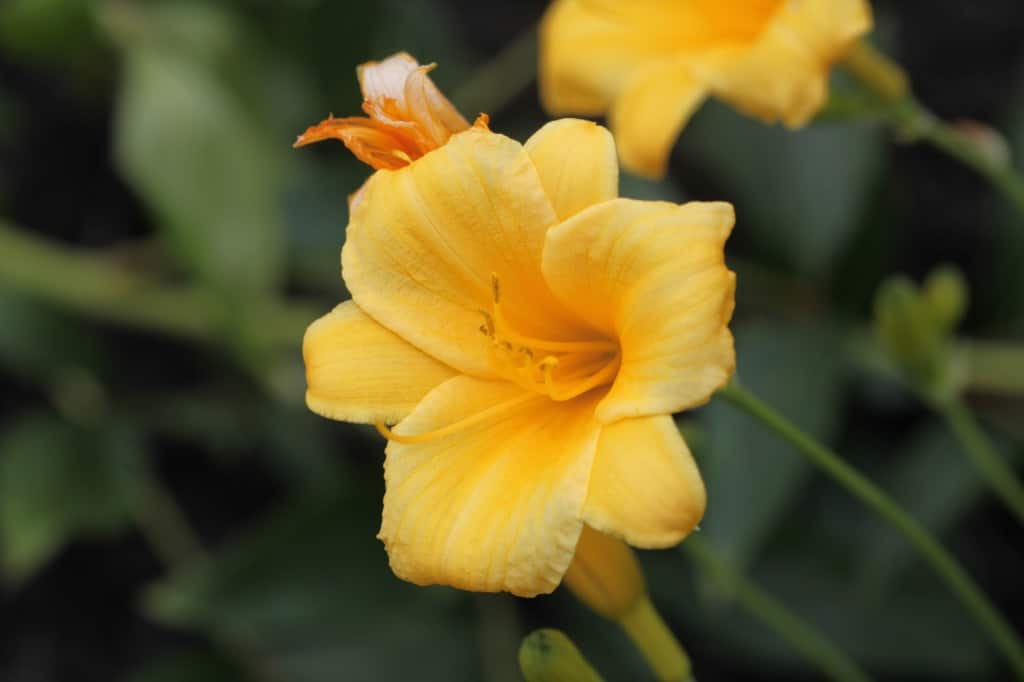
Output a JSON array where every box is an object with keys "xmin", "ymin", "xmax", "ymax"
[{"xmin": 540, "ymin": 0, "xmax": 872, "ymax": 176}]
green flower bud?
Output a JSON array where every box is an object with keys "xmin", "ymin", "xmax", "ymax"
[
  {"xmin": 873, "ymin": 272, "xmax": 960, "ymax": 397},
  {"xmin": 518, "ymin": 629, "xmax": 604, "ymax": 682},
  {"xmin": 923, "ymin": 265, "xmax": 968, "ymax": 333}
]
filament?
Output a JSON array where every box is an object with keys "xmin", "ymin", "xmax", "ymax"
[
  {"xmin": 487, "ymin": 273, "xmax": 618, "ymax": 354},
  {"xmin": 376, "ymin": 392, "xmax": 539, "ymax": 445}
]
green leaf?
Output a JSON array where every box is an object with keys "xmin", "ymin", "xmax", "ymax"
[
  {"xmin": 110, "ymin": 7, "xmax": 286, "ymax": 295},
  {"xmin": 701, "ymin": 320, "xmax": 845, "ymax": 567},
  {"xmin": 144, "ymin": 491, "xmax": 480, "ymax": 682},
  {"xmin": 676, "ymin": 549, "xmax": 990, "ymax": 677},
  {"xmin": 856, "ymin": 424, "xmax": 983, "ymax": 593},
  {"xmin": 0, "ymin": 291, "xmax": 108, "ymax": 383},
  {"xmin": 0, "ymin": 413, "xmax": 146, "ymax": 582},
  {"xmin": 680, "ymin": 102, "xmax": 885, "ymax": 277}
]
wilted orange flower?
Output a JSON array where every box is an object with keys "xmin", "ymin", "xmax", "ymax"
[
  {"xmin": 303, "ymin": 119, "xmax": 734, "ymax": 596},
  {"xmin": 294, "ymin": 52, "xmax": 469, "ymax": 172},
  {"xmin": 540, "ymin": 0, "xmax": 873, "ymax": 177}
]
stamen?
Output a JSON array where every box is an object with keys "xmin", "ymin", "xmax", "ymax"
[
  {"xmin": 375, "ymin": 392, "xmax": 538, "ymax": 445},
  {"xmin": 487, "ymin": 272, "xmax": 618, "ymax": 354}
]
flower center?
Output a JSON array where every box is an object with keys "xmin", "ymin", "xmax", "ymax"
[
  {"xmin": 374, "ymin": 274, "xmax": 621, "ymax": 446},
  {"xmin": 480, "ymin": 273, "xmax": 620, "ymax": 402}
]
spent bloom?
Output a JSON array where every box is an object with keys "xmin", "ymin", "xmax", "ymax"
[
  {"xmin": 302, "ymin": 115, "xmax": 735, "ymax": 596},
  {"xmin": 294, "ymin": 52, "xmax": 470, "ymax": 203},
  {"xmin": 540, "ymin": 0, "xmax": 873, "ymax": 177}
]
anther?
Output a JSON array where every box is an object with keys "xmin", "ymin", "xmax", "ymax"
[
  {"xmin": 490, "ymin": 272, "xmax": 501, "ymax": 304},
  {"xmin": 479, "ymin": 310, "xmax": 496, "ymax": 337}
]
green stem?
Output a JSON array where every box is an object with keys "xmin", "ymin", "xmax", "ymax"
[
  {"xmin": 841, "ymin": 42, "xmax": 1024, "ymax": 219},
  {"xmin": 960, "ymin": 340, "xmax": 1024, "ymax": 396},
  {"xmin": 681, "ymin": 536, "xmax": 872, "ymax": 682},
  {"xmin": 716, "ymin": 382, "xmax": 1024, "ymax": 679},
  {"xmin": 936, "ymin": 398, "xmax": 1024, "ymax": 524},
  {"xmin": 908, "ymin": 110, "xmax": 1024, "ymax": 218},
  {"xmin": 618, "ymin": 596, "xmax": 692, "ymax": 682},
  {"xmin": 0, "ymin": 219, "xmax": 316, "ymax": 349}
]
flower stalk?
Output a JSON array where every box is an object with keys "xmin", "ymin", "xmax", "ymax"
[
  {"xmin": 682, "ymin": 536, "xmax": 872, "ymax": 682},
  {"xmin": 716, "ymin": 382, "xmax": 1024, "ymax": 678},
  {"xmin": 841, "ymin": 40, "xmax": 1024, "ymax": 220},
  {"xmin": 618, "ymin": 596, "xmax": 692, "ymax": 682},
  {"xmin": 563, "ymin": 527, "xmax": 692, "ymax": 681},
  {"xmin": 935, "ymin": 397, "xmax": 1024, "ymax": 525}
]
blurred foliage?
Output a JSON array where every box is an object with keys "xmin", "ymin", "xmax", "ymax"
[{"xmin": 1, "ymin": 1, "xmax": 1023, "ymax": 682}]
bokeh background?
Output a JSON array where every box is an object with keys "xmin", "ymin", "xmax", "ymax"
[{"xmin": 1, "ymin": 1, "xmax": 1023, "ymax": 680}]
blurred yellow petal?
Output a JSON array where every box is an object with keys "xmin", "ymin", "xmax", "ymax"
[
  {"xmin": 709, "ymin": 0, "xmax": 873, "ymax": 127},
  {"xmin": 609, "ymin": 60, "xmax": 707, "ymax": 178},
  {"xmin": 540, "ymin": 0, "xmax": 872, "ymax": 159},
  {"xmin": 303, "ymin": 301, "xmax": 456, "ymax": 424},
  {"xmin": 540, "ymin": 0, "xmax": 681, "ymax": 115},
  {"xmin": 542, "ymin": 199, "xmax": 736, "ymax": 422},
  {"xmin": 343, "ymin": 127, "xmax": 590, "ymax": 378},
  {"xmin": 379, "ymin": 376, "xmax": 602, "ymax": 596},
  {"xmin": 584, "ymin": 416, "xmax": 705, "ymax": 547},
  {"xmin": 524, "ymin": 118, "xmax": 618, "ymax": 222}
]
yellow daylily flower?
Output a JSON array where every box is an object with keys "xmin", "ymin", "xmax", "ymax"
[
  {"xmin": 303, "ymin": 117, "xmax": 735, "ymax": 596},
  {"xmin": 540, "ymin": 0, "xmax": 873, "ymax": 177}
]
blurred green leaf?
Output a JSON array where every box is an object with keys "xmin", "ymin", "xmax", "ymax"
[
  {"xmin": 857, "ymin": 425, "xmax": 983, "ymax": 593},
  {"xmin": 701, "ymin": 320, "xmax": 845, "ymax": 567},
  {"xmin": 283, "ymin": 160, "xmax": 360, "ymax": 293},
  {"xmin": 125, "ymin": 649, "xmax": 245, "ymax": 682},
  {"xmin": 110, "ymin": 4, "xmax": 287, "ymax": 296},
  {"xmin": 0, "ymin": 291, "xmax": 108, "ymax": 383},
  {"xmin": 682, "ymin": 550, "xmax": 991, "ymax": 678},
  {"xmin": 681, "ymin": 102, "xmax": 885, "ymax": 277},
  {"xmin": 619, "ymin": 172, "xmax": 687, "ymax": 204},
  {"xmin": 0, "ymin": 413, "xmax": 146, "ymax": 582},
  {"xmin": 0, "ymin": 0, "xmax": 98, "ymax": 69},
  {"xmin": 144, "ymin": 491, "xmax": 479, "ymax": 682}
]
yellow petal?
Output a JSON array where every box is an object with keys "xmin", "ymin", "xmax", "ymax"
[
  {"xmin": 709, "ymin": 0, "xmax": 873, "ymax": 127},
  {"xmin": 524, "ymin": 119, "xmax": 618, "ymax": 222},
  {"xmin": 584, "ymin": 416, "xmax": 705, "ymax": 547},
  {"xmin": 539, "ymin": 0, "xmax": 680, "ymax": 115},
  {"xmin": 402, "ymin": 64, "xmax": 470, "ymax": 147},
  {"xmin": 342, "ymin": 127, "xmax": 589, "ymax": 378},
  {"xmin": 303, "ymin": 301, "xmax": 456, "ymax": 424},
  {"xmin": 609, "ymin": 60, "xmax": 706, "ymax": 178},
  {"xmin": 379, "ymin": 376, "xmax": 602, "ymax": 596},
  {"xmin": 542, "ymin": 199, "xmax": 736, "ymax": 422}
]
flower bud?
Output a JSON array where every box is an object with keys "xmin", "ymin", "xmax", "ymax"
[
  {"xmin": 518, "ymin": 629, "xmax": 604, "ymax": 682},
  {"xmin": 923, "ymin": 266, "xmax": 968, "ymax": 333},
  {"xmin": 562, "ymin": 526, "xmax": 645, "ymax": 621}
]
